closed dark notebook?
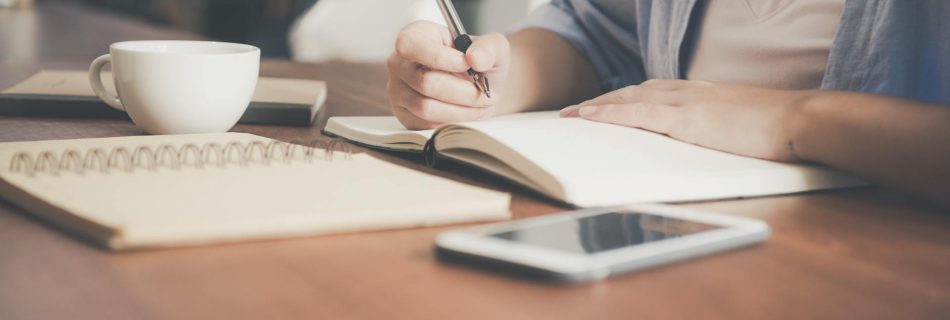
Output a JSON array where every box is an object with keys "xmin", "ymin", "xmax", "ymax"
[{"xmin": 0, "ymin": 70, "xmax": 326, "ymax": 126}]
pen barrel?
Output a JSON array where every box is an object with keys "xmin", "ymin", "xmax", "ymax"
[{"xmin": 436, "ymin": 0, "xmax": 467, "ymax": 39}]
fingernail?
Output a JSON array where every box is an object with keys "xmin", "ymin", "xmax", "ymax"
[
  {"xmin": 578, "ymin": 106, "xmax": 597, "ymax": 117},
  {"xmin": 559, "ymin": 105, "xmax": 579, "ymax": 117}
]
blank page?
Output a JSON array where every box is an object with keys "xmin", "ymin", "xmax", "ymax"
[{"xmin": 440, "ymin": 118, "xmax": 867, "ymax": 207}]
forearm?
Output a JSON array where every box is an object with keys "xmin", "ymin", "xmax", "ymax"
[
  {"xmin": 791, "ymin": 91, "xmax": 950, "ymax": 207},
  {"xmin": 496, "ymin": 28, "xmax": 601, "ymax": 114}
]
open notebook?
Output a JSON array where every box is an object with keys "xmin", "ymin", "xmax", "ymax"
[
  {"xmin": 325, "ymin": 112, "xmax": 868, "ymax": 207},
  {"xmin": 0, "ymin": 133, "xmax": 510, "ymax": 250}
]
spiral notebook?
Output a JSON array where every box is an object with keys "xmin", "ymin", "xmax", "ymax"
[
  {"xmin": 325, "ymin": 112, "xmax": 869, "ymax": 207},
  {"xmin": 0, "ymin": 133, "xmax": 510, "ymax": 250}
]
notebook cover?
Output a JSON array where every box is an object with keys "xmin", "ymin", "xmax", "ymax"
[{"xmin": 0, "ymin": 94, "xmax": 315, "ymax": 125}]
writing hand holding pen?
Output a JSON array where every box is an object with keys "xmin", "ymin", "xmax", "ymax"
[{"xmin": 386, "ymin": 13, "xmax": 511, "ymax": 129}]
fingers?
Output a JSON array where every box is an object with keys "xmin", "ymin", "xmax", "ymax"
[
  {"xmin": 391, "ymin": 101, "xmax": 439, "ymax": 130},
  {"xmin": 388, "ymin": 75, "xmax": 492, "ymax": 127},
  {"xmin": 388, "ymin": 74, "xmax": 439, "ymax": 130},
  {"xmin": 396, "ymin": 79, "xmax": 492, "ymax": 122},
  {"xmin": 389, "ymin": 54, "xmax": 489, "ymax": 108},
  {"xmin": 576, "ymin": 103, "xmax": 681, "ymax": 134},
  {"xmin": 639, "ymin": 78, "xmax": 693, "ymax": 90},
  {"xmin": 560, "ymin": 79, "xmax": 687, "ymax": 117},
  {"xmin": 586, "ymin": 85, "xmax": 681, "ymax": 107},
  {"xmin": 395, "ymin": 21, "xmax": 470, "ymax": 73},
  {"xmin": 559, "ymin": 105, "xmax": 583, "ymax": 117},
  {"xmin": 465, "ymin": 32, "xmax": 510, "ymax": 72}
]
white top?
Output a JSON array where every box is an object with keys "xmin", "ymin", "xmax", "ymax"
[{"xmin": 686, "ymin": 0, "xmax": 846, "ymax": 90}]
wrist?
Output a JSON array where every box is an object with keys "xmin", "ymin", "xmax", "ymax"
[{"xmin": 786, "ymin": 90, "xmax": 826, "ymax": 162}]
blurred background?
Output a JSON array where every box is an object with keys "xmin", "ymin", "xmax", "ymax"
[{"xmin": 1, "ymin": 0, "xmax": 549, "ymax": 62}]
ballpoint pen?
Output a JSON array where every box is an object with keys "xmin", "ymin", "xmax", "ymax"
[{"xmin": 435, "ymin": 0, "xmax": 492, "ymax": 98}]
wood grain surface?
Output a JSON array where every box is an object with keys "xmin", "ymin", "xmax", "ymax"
[{"xmin": 1, "ymin": 2, "xmax": 948, "ymax": 320}]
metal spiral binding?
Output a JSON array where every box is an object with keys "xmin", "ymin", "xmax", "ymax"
[{"xmin": 8, "ymin": 139, "xmax": 353, "ymax": 177}]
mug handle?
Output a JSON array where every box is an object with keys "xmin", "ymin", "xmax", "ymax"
[{"xmin": 88, "ymin": 54, "xmax": 124, "ymax": 111}]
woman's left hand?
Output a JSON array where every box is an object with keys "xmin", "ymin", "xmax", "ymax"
[{"xmin": 560, "ymin": 79, "xmax": 810, "ymax": 162}]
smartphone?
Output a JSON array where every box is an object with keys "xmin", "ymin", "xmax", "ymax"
[{"xmin": 435, "ymin": 204, "xmax": 770, "ymax": 282}]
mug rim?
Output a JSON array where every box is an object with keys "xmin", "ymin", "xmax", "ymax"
[{"xmin": 110, "ymin": 40, "xmax": 259, "ymax": 56}]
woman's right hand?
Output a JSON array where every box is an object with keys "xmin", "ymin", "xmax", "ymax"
[{"xmin": 387, "ymin": 21, "xmax": 511, "ymax": 129}]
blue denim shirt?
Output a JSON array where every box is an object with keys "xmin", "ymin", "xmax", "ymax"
[{"xmin": 519, "ymin": 0, "xmax": 950, "ymax": 104}]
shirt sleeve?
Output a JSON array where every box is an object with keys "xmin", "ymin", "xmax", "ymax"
[{"xmin": 513, "ymin": 0, "xmax": 646, "ymax": 92}]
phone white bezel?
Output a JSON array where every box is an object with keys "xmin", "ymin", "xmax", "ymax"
[{"xmin": 436, "ymin": 204, "xmax": 770, "ymax": 280}]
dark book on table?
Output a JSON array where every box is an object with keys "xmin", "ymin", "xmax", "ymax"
[{"xmin": 0, "ymin": 70, "xmax": 326, "ymax": 126}]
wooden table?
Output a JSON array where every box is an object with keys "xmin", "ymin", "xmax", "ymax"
[{"xmin": 1, "ymin": 3, "xmax": 948, "ymax": 319}]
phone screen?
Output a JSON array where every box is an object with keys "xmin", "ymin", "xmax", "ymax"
[{"xmin": 490, "ymin": 212, "xmax": 722, "ymax": 255}]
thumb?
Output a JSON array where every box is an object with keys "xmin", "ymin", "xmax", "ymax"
[{"xmin": 465, "ymin": 32, "xmax": 510, "ymax": 72}]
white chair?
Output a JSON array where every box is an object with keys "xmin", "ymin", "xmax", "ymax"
[{"xmin": 288, "ymin": 0, "xmax": 549, "ymax": 63}]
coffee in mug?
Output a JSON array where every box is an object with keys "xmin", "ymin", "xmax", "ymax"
[{"xmin": 88, "ymin": 40, "xmax": 260, "ymax": 134}]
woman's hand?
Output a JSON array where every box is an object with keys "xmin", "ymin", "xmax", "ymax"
[
  {"xmin": 387, "ymin": 21, "xmax": 511, "ymax": 130},
  {"xmin": 560, "ymin": 79, "xmax": 810, "ymax": 162}
]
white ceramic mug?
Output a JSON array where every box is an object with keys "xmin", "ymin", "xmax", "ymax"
[{"xmin": 89, "ymin": 40, "xmax": 260, "ymax": 134}]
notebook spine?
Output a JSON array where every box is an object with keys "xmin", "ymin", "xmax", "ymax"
[
  {"xmin": 423, "ymin": 137, "xmax": 438, "ymax": 167},
  {"xmin": 8, "ymin": 139, "xmax": 352, "ymax": 176}
]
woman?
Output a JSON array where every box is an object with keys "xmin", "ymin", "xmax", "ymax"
[{"xmin": 386, "ymin": 0, "xmax": 950, "ymax": 207}]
